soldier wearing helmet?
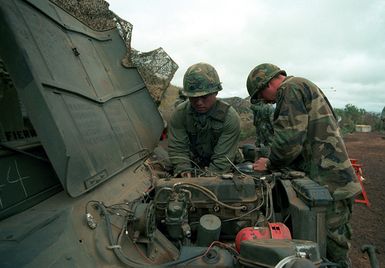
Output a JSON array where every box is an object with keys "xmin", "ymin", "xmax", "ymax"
[
  {"xmin": 250, "ymin": 100, "xmax": 275, "ymax": 157},
  {"xmin": 247, "ymin": 63, "xmax": 361, "ymax": 268},
  {"xmin": 168, "ymin": 62, "xmax": 241, "ymax": 177}
]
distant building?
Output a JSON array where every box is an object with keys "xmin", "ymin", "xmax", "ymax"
[{"xmin": 355, "ymin": 125, "xmax": 372, "ymax": 132}]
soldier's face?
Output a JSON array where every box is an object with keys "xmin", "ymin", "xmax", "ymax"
[
  {"xmin": 189, "ymin": 93, "xmax": 217, "ymax": 113},
  {"xmin": 260, "ymin": 79, "xmax": 280, "ymax": 103},
  {"xmin": 260, "ymin": 86, "xmax": 276, "ymax": 103}
]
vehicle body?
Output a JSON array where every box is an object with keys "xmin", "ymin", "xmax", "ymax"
[{"xmin": 0, "ymin": 1, "xmax": 332, "ymax": 267}]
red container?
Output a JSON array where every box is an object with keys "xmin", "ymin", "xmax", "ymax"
[{"xmin": 235, "ymin": 223, "xmax": 292, "ymax": 252}]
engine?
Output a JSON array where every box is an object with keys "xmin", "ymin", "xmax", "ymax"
[
  {"xmin": 153, "ymin": 174, "xmax": 272, "ymax": 247},
  {"xmin": 86, "ymin": 169, "xmax": 327, "ymax": 267}
]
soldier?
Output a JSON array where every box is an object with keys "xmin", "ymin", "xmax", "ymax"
[
  {"xmin": 381, "ymin": 106, "xmax": 385, "ymax": 130},
  {"xmin": 168, "ymin": 62, "xmax": 241, "ymax": 177},
  {"xmin": 246, "ymin": 63, "xmax": 361, "ymax": 268},
  {"xmin": 250, "ymin": 99, "xmax": 274, "ymax": 157}
]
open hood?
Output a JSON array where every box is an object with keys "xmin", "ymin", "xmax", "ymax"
[{"xmin": 0, "ymin": 0, "xmax": 165, "ymax": 197}]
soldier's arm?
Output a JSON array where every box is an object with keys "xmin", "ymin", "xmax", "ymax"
[
  {"xmin": 208, "ymin": 107, "xmax": 241, "ymax": 173},
  {"xmin": 167, "ymin": 108, "xmax": 192, "ymax": 174},
  {"xmin": 268, "ymin": 85, "xmax": 308, "ymax": 169}
]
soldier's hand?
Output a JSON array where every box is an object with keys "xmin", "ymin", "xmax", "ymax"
[{"xmin": 253, "ymin": 157, "xmax": 269, "ymax": 171}]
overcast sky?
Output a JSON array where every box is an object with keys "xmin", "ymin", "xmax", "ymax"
[{"xmin": 109, "ymin": 0, "xmax": 385, "ymax": 113}]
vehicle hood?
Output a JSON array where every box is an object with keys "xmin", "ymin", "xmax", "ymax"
[{"xmin": 0, "ymin": 0, "xmax": 164, "ymax": 197}]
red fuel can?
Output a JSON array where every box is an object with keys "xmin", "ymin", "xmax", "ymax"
[{"xmin": 235, "ymin": 223, "xmax": 292, "ymax": 252}]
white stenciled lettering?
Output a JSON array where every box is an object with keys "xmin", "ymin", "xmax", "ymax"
[{"xmin": 6, "ymin": 160, "xmax": 30, "ymax": 198}]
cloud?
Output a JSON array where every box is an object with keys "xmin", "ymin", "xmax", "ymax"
[{"xmin": 109, "ymin": 0, "xmax": 385, "ymax": 113}]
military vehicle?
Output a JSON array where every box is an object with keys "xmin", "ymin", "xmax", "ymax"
[{"xmin": 1, "ymin": 0, "xmax": 335, "ymax": 267}]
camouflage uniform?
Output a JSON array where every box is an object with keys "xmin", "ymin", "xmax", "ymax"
[
  {"xmin": 168, "ymin": 62, "xmax": 241, "ymax": 175},
  {"xmin": 247, "ymin": 64, "xmax": 361, "ymax": 268},
  {"xmin": 168, "ymin": 100, "xmax": 240, "ymax": 175},
  {"xmin": 381, "ymin": 106, "xmax": 385, "ymax": 130},
  {"xmin": 272, "ymin": 76, "xmax": 360, "ymax": 267},
  {"xmin": 250, "ymin": 100, "xmax": 274, "ymax": 157},
  {"xmin": 268, "ymin": 77, "xmax": 356, "ymax": 190}
]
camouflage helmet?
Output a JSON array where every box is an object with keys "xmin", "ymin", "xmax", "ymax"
[
  {"xmin": 246, "ymin": 63, "xmax": 286, "ymax": 101},
  {"xmin": 182, "ymin": 62, "xmax": 222, "ymax": 97}
]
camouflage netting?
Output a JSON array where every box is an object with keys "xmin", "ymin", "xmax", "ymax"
[
  {"xmin": 115, "ymin": 16, "xmax": 178, "ymax": 105},
  {"xmin": 50, "ymin": 0, "xmax": 116, "ymax": 31},
  {"xmin": 50, "ymin": 0, "xmax": 178, "ymax": 104},
  {"xmin": 130, "ymin": 48, "xmax": 178, "ymax": 105}
]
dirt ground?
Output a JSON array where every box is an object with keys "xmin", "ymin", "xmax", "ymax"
[{"xmin": 344, "ymin": 131, "xmax": 385, "ymax": 267}]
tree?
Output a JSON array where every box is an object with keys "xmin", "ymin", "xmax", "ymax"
[{"xmin": 334, "ymin": 104, "xmax": 382, "ymax": 133}]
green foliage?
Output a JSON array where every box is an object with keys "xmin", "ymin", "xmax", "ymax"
[{"xmin": 335, "ymin": 104, "xmax": 382, "ymax": 134}]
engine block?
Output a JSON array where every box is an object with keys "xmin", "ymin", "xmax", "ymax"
[{"xmin": 155, "ymin": 175, "xmax": 265, "ymax": 237}]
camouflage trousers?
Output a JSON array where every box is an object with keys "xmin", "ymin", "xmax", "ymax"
[{"xmin": 326, "ymin": 198, "xmax": 354, "ymax": 268}]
